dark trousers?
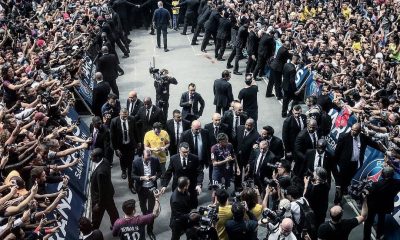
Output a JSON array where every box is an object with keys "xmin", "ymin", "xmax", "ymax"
[
  {"xmin": 183, "ymin": 13, "xmax": 196, "ymax": 34},
  {"xmin": 363, "ymin": 210, "xmax": 386, "ymax": 240},
  {"xmin": 191, "ymin": 23, "xmax": 204, "ymax": 43},
  {"xmin": 138, "ymin": 187, "xmax": 156, "ymax": 232},
  {"xmin": 234, "ymin": 154, "xmax": 247, "ymax": 191},
  {"xmin": 282, "ymin": 90, "xmax": 299, "ymax": 115},
  {"xmin": 200, "ymin": 30, "xmax": 216, "ymax": 51},
  {"xmin": 107, "ymin": 78, "xmax": 119, "ymax": 98},
  {"xmin": 156, "ymin": 97, "xmax": 169, "ymax": 120},
  {"xmin": 156, "ymin": 25, "xmax": 168, "ymax": 49},
  {"xmin": 171, "ymin": 224, "xmax": 186, "ymax": 240},
  {"xmin": 120, "ymin": 17, "xmax": 130, "ymax": 35},
  {"xmin": 267, "ymin": 69, "xmax": 283, "ymax": 98},
  {"xmin": 215, "ymin": 38, "xmax": 227, "ymax": 59},
  {"xmin": 120, "ymin": 143, "xmax": 136, "ymax": 186},
  {"xmin": 215, "ymin": 105, "xmax": 229, "ymax": 115},
  {"xmin": 227, "ymin": 47, "xmax": 242, "ymax": 71},
  {"xmin": 91, "ymin": 200, "xmax": 119, "ymax": 229},
  {"xmin": 115, "ymin": 37, "xmax": 129, "ymax": 55},
  {"xmin": 246, "ymin": 55, "xmax": 257, "ymax": 73},
  {"xmin": 253, "ymin": 55, "xmax": 267, "ymax": 77}
]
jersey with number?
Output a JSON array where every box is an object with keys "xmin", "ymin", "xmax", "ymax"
[{"xmin": 112, "ymin": 214, "xmax": 155, "ymax": 240}]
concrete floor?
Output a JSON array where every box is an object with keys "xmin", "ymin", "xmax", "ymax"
[{"xmin": 97, "ymin": 29, "xmax": 363, "ymax": 239}]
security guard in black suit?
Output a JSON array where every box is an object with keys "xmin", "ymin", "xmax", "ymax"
[
  {"xmin": 96, "ymin": 46, "xmax": 124, "ymax": 98},
  {"xmin": 215, "ymin": 11, "xmax": 231, "ymax": 60},
  {"xmin": 200, "ymin": 6, "xmax": 223, "ymax": 52},
  {"xmin": 152, "ymin": 1, "xmax": 171, "ymax": 51},
  {"xmin": 191, "ymin": 2, "xmax": 211, "ymax": 45},
  {"xmin": 267, "ymin": 40, "xmax": 291, "ymax": 99},
  {"xmin": 227, "ymin": 23, "xmax": 249, "ymax": 75},
  {"xmin": 252, "ymin": 31, "xmax": 275, "ymax": 79},
  {"xmin": 179, "ymin": 0, "xmax": 199, "ymax": 35},
  {"xmin": 245, "ymin": 25, "xmax": 258, "ymax": 73},
  {"xmin": 92, "ymin": 72, "xmax": 111, "ymax": 117}
]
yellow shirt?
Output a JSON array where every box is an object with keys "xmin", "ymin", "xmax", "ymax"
[
  {"xmin": 251, "ymin": 204, "xmax": 263, "ymax": 220},
  {"xmin": 342, "ymin": 7, "xmax": 351, "ymax": 20},
  {"xmin": 216, "ymin": 205, "xmax": 233, "ymax": 240},
  {"xmin": 352, "ymin": 41, "xmax": 362, "ymax": 51},
  {"xmin": 144, "ymin": 130, "xmax": 170, "ymax": 163},
  {"xmin": 300, "ymin": 6, "xmax": 316, "ymax": 21},
  {"xmin": 172, "ymin": 0, "xmax": 180, "ymax": 14}
]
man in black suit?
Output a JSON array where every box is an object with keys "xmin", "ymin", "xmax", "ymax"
[
  {"xmin": 252, "ymin": 31, "xmax": 275, "ymax": 79},
  {"xmin": 364, "ymin": 166, "xmax": 400, "ymax": 240},
  {"xmin": 110, "ymin": 108, "xmax": 139, "ymax": 193},
  {"xmin": 227, "ymin": 23, "xmax": 249, "ymax": 75},
  {"xmin": 131, "ymin": 149, "xmax": 162, "ymax": 238},
  {"xmin": 126, "ymin": 90, "xmax": 144, "ymax": 117},
  {"xmin": 179, "ymin": 83, "xmax": 205, "ymax": 123},
  {"xmin": 179, "ymin": 120, "xmax": 210, "ymax": 168},
  {"xmin": 96, "ymin": 46, "xmax": 123, "ymax": 98},
  {"xmin": 256, "ymin": 126, "xmax": 284, "ymax": 160},
  {"xmin": 179, "ymin": 0, "xmax": 199, "ymax": 35},
  {"xmin": 200, "ymin": 6, "xmax": 222, "ymax": 52},
  {"xmin": 221, "ymin": 102, "xmax": 248, "ymax": 145},
  {"xmin": 304, "ymin": 139, "xmax": 338, "ymax": 185},
  {"xmin": 141, "ymin": 0, "xmax": 157, "ymax": 34},
  {"xmin": 248, "ymin": 140, "xmax": 277, "ymax": 190},
  {"xmin": 166, "ymin": 109, "xmax": 191, "ymax": 156},
  {"xmin": 112, "ymin": 0, "xmax": 138, "ymax": 36},
  {"xmin": 245, "ymin": 25, "xmax": 258, "ymax": 74},
  {"xmin": 92, "ymin": 72, "xmax": 111, "ymax": 117},
  {"xmin": 267, "ymin": 40, "xmax": 291, "ymax": 99},
  {"xmin": 335, "ymin": 123, "xmax": 381, "ymax": 194},
  {"xmin": 90, "ymin": 148, "xmax": 119, "ymax": 229},
  {"xmin": 90, "ymin": 116, "xmax": 113, "ymax": 165},
  {"xmin": 215, "ymin": 11, "xmax": 231, "ymax": 60},
  {"xmin": 234, "ymin": 118, "xmax": 259, "ymax": 191},
  {"xmin": 282, "ymin": 105, "xmax": 307, "ymax": 161},
  {"xmin": 152, "ymin": 1, "xmax": 171, "ymax": 52},
  {"xmin": 281, "ymin": 54, "xmax": 300, "ymax": 117},
  {"xmin": 294, "ymin": 119, "xmax": 319, "ymax": 177},
  {"xmin": 135, "ymin": 97, "xmax": 165, "ymax": 143},
  {"xmin": 213, "ymin": 70, "xmax": 234, "ymax": 115},
  {"xmin": 161, "ymin": 142, "xmax": 204, "ymax": 209},
  {"xmin": 191, "ymin": 1, "xmax": 211, "ymax": 45}
]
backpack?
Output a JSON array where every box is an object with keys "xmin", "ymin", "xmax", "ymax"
[{"xmin": 295, "ymin": 199, "xmax": 317, "ymax": 239}]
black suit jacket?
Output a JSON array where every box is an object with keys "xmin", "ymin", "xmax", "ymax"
[
  {"xmin": 235, "ymin": 126, "xmax": 260, "ymax": 165},
  {"xmin": 179, "ymin": 0, "xmax": 199, "ymax": 15},
  {"xmin": 234, "ymin": 25, "xmax": 248, "ymax": 49},
  {"xmin": 92, "ymin": 81, "xmax": 111, "ymax": 117},
  {"xmin": 112, "ymin": 0, "xmax": 136, "ymax": 19},
  {"xmin": 368, "ymin": 178, "xmax": 400, "ymax": 213},
  {"xmin": 110, "ymin": 116, "xmax": 138, "ymax": 150},
  {"xmin": 221, "ymin": 110, "xmax": 248, "ymax": 141},
  {"xmin": 179, "ymin": 92, "xmax": 205, "ymax": 119},
  {"xmin": 162, "ymin": 153, "xmax": 204, "ymax": 191},
  {"xmin": 134, "ymin": 105, "xmax": 164, "ymax": 140},
  {"xmin": 268, "ymin": 136, "xmax": 285, "ymax": 160},
  {"xmin": 96, "ymin": 53, "xmax": 120, "ymax": 81},
  {"xmin": 166, "ymin": 119, "xmax": 191, "ymax": 155},
  {"xmin": 216, "ymin": 17, "xmax": 231, "ymax": 40},
  {"xmin": 204, "ymin": 10, "xmax": 220, "ymax": 32},
  {"xmin": 131, "ymin": 157, "xmax": 162, "ymax": 192},
  {"xmin": 249, "ymin": 149, "xmax": 277, "ymax": 187},
  {"xmin": 197, "ymin": 5, "xmax": 211, "ymax": 24},
  {"xmin": 246, "ymin": 30, "xmax": 258, "ymax": 56},
  {"xmin": 213, "ymin": 78, "xmax": 234, "ymax": 108},
  {"xmin": 204, "ymin": 122, "xmax": 229, "ymax": 147},
  {"xmin": 90, "ymin": 124, "xmax": 111, "ymax": 153},
  {"xmin": 180, "ymin": 129, "xmax": 210, "ymax": 165},
  {"xmin": 85, "ymin": 230, "xmax": 104, "ymax": 240},
  {"xmin": 90, "ymin": 160, "xmax": 115, "ymax": 206},
  {"xmin": 270, "ymin": 46, "xmax": 291, "ymax": 72},
  {"xmin": 282, "ymin": 62, "xmax": 296, "ymax": 92},
  {"xmin": 257, "ymin": 33, "xmax": 275, "ymax": 59},
  {"xmin": 282, "ymin": 114, "xmax": 307, "ymax": 153},
  {"xmin": 294, "ymin": 129, "xmax": 319, "ymax": 175},
  {"xmin": 126, "ymin": 99, "xmax": 144, "ymax": 117},
  {"xmin": 305, "ymin": 149, "xmax": 338, "ymax": 184}
]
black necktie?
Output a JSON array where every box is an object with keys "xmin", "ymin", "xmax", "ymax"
[
  {"xmin": 256, "ymin": 152, "xmax": 265, "ymax": 175},
  {"xmin": 194, "ymin": 134, "xmax": 199, "ymax": 155},
  {"xmin": 176, "ymin": 121, "xmax": 180, "ymax": 143},
  {"xmin": 122, "ymin": 120, "xmax": 128, "ymax": 142},
  {"xmin": 318, "ymin": 154, "xmax": 322, "ymax": 167},
  {"xmin": 234, "ymin": 116, "xmax": 239, "ymax": 136},
  {"xmin": 146, "ymin": 109, "xmax": 150, "ymax": 121},
  {"xmin": 182, "ymin": 157, "xmax": 187, "ymax": 168},
  {"xmin": 244, "ymin": 130, "xmax": 248, "ymax": 138},
  {"xmin": 311, "ymin": 133, "xmax": 317, "ymax": 148},
  {"xmin": 214, "ymin": 126, "xmax": 219, "ymax": 138}
]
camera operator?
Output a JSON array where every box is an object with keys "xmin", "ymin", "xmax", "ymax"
[
  {"xmin": 225, "ymin": 202, "xmax": 258, "ymax": 240},
  {"xmin": 363, "ymin": 166, "xmax": 400, "ymax": 240},
  {"xmin": 153, "ymin": 68, "xmax": 178, "ymax": 120},
  {"xmin": 185, "ymin": 209, "xmax": 219, "ymax": 240}
]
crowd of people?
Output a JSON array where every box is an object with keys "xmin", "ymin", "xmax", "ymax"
[{"xmin": 1, "ymin": 0, "xmax": 400, "ymax": 239}]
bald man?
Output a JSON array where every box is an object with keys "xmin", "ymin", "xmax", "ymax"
[
  {"xmin": 267, "ymin": 218, "xmax": 296, "ymax": 239},
  {"xmin": 126, "ymin": 91, "xmax": 143, "ymax": 117},
  {"xmin": 221, "ymin": 102, "xmax": 249, "ymax": 143},
  {"xmin": 179, "ymin": 120, "xmax": 210, "ymax": 168},
  {"xmin": 92, "ymin": 72, "xmax": 111, "ymax": 117},
  {"xmin": 318, "ymin": 198, "xmax": 368, "ymax": 240}
]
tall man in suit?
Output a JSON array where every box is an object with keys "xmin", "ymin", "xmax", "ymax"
[
  {"xmin": 256, "ymin": 126, "xmax": 284, "ymax": 160},
  {"xmin": 245, "ymin": 24, "xmax": 258, "ymax": 73},
  {"xmin": 213, "ymin": 70, "xmax": 234, "ymax": 115},
  {"xmin": 90, "ymin": 116, "xmax": 113, "ymax": 165},
  {"xmin": 161, "ymin": 142, "xmax": 204, "ymax": 209},
  {"xmin": 282, "ymin": 105, "xmax": 307, "ymax": 161},
  {"xmin": 234, "ymin": 118, "xmax": 259, "ymax": 191},
  {"xmin": 215, "ymin": 11, "xmax": 231, "ymax": 60},
  {"xmin": 92, "ymin": 72, "xmax": 111, "ymax": 117},
  {"xmin": 221, "ymin": 102, "xmax": 248, "ymax": 145},
  {"xmin": 282, "ymin": 54, "xmax": 300, "ymax": 117},
  {"xmin": 252, "ymin": 30, "xmax": 275, "ymax": 79},
  {"xmin": 135, "ymin": 97, "xmax": 164, "ymax": 144},
  {"xmin": 179, "ymin": 0, "xmax": 199, "ymax": 35},
  {"xmin": 179, "ymin": 120, "xmax": 210, "ymax": 168},
  {"xmin": 152, "ymin": 1, "xmax": 171, "ymax": 52},
  {"xmin": 294, "ymin": 119, "xmax": 319, "ymax": 177},
  {"xmin": 96, "ymin": 46, "xmax": 123, "ymax": 98},
  {"xmin": 131, "ymin": 149, "xmax": 162, "ymax": 239},
  {"xmin": 200, "ymin": 6, "xmax": 222, "ymax": 52},
  {"xmin": 267, "ymin": 40, "xmax": 291, "ymax": 99},
  {"xmin": 227, "ymin": 23, "xmax": 249, "ymax": 75},
  {"xmin": 179, "ymin": 83, "xmax": 205, "ymax": 123},
  {"xmin": 110, "ymin": 108, "xmax": 139, "ymax": 193},
  {"xmin": 90, "ymin": 148, "xmax": 119, "ymax": 229},
  {"xmin": 191, "ymin": 1, "xmax": 211, "ymax": 45},
  {"xmin": 126, "ymin": 90, "xmax": 144, "ymax": 117},
  {"xmin": 166, "ymin": 109, "xmax": 191, "ymax": 156},
  {"xmin": 248, "ymin": 140, "xmax": 277, "ymax": 190}
]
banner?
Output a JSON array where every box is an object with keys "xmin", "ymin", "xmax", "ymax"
[
  {"xmin": 77, "ymin": 53, "xmax": 96, "ymax": 107},
  {"xmin": 46, "ymin": 108, "xmax": 91, "ymax": 240},
  {"xmin": 295, "ymin": 66, "xmax": 311, "ymax": 89}
]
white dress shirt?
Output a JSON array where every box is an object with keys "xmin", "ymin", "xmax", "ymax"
[
  {"xmin": 174, "ymin": 120, "xmax": 183, "ymax": 141},
  {"xmin": 314, "ymin": 152, "xmax": 325, "ymax": 169},
  {"xmin": 120, "ymin": 118, "xmax": 130, "ymax": 144},
  {"xmin": 193, "ymin": 132, "xmax": 203, "ymax": 160},
  {"xmin": 351, "ymin": 135, "xmax": 361, "ymax": 167},
  {"xmin": 129, "ymin": 99, "xmax": 137, "ymax": 115}
]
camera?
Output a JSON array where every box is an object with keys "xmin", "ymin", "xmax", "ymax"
[
  {"xmin": 242, "ymin": 179, "xmax": 255, "ymax": 189},
  {"xmin": 261, "ymin": 208, "xmax": 285, "ymax": 225},
  {"xmin": 41, "ymin": 91, "xmax": 54, "ymax": 104},
  {"xmin": 264, "ymin": 178, "xmax": 278, "ymax": 188},
  {"xmin": 198, "ymin": 206, "xmax": 219, "ymax": 228},
  {"xmin": 348, "ymin": 179, "xmax": 373, "ymax": 201},
  {"xmin": 149, "ymin": 66, "xmax": 159, "ymax": 75}
]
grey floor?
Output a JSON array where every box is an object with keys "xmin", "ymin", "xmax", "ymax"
[{"xmin": 97, "ymin": 29, "xmax": 364, "ymax": 239}]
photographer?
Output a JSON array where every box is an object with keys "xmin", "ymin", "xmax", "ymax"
[
  {"xmin": 153, "ymin": 68, "xmax": 178, "ymax": 120},
  {"xmin": 225, "ymin": 202, "xmax": 258, "ymax": 240},
  {"xmin": 186, "ymin": 210, "xmax": 219, "ymax": 240}
]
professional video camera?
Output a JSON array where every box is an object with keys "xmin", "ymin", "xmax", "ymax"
[
  {"xmin": 261, "ymin": 208, "xmax": 286, "ymax": 226},
  {"xmin": 348, "ymin": 179, "xmax": 373, "ymax": 201},
  {"xmin": 198, "ymin": 206, "xmax": 219, "ymax": 230}
]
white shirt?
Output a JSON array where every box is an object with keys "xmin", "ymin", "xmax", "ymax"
[
  {"xmin": 314, "ymin": 152, "xmax": 325, "ymax": 169},
  {"xmin": 181, "ymin": 156, "xmax": 188, "ymax": 167},
  {"xmin": 120, "ymin": 117, "xmax": 130, "ymax": 144},
  {"xmin": 255, "ymin": 150, "xmax": 266, "ymax": 174},
  {"xmin": 268, "ymin": 229, "xmax": 297, "ymax": 240},
  {"xmin": 82, "ymin": 232, "xmax": 93, "ymax": 240},
  {"xmin": 290, "ymin": 197, "xmax": 308, "ymax": 224},
  {"xmin": 295, "ymin": 117, "xmax": 304, "ymax": 130},
  {"xmin": 129, "ymin": 99, "xmax": 137, "ymax": 115},
  {"xmin": 351, "ymin": 135, "xmax": 361, "ymax": 166},
  {"xmin": 92, "ymin": 159, "xmax": 104, "ymax": 173},
  {"xmin": 308, "ymin": 132, "xmax": 317, "ymax": 147},
  {"xmin": 146, "ymin": 107, "xmax": 153, "ymax": 120},
  {"xmin": 232, "ymin": 115, "xmax": 240, "ymax": 132},
  {"xmin": 193, "ymin": 132, "xmax": 203, "ymax": 160},
  {"xmin": 142, "ymin": 160, "xmax": 154, "ymax": 188},
  {"xmin": 174, "ymin": 120, "xmax": 183, "ymax": 141}
]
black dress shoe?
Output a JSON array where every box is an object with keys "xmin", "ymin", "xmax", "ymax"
[
  {"xmin": 121, "ymin": 172, "xmax": 127, "ymax": 179},
  {"xmin": 265, "ymin": 93, "xmax": 275, "ymax": 98},
  {"xmin": 122, "ymin": 54, "xmax": 129, "ymax": 58},
  {"xmin": 255, "ymin": 77, "xmax": 263, "ymax": 81},
  {"xmin": 129, "ymin": 186, "xmax": 137, "ymax": 194},
  {"xmin": 164, "ymin": 48, "xmax": 170, "ymax": 52},
  {"xmin": 191, "ymin": 42, "xmax": 198, "ymax": 45},
  {"xmin": 233, "ymin": 71, "xmax": 243, "ymax": 75},
  {"xmin": 156, "ymin": 45, "xmax": 161, "ymax": 48},
  {"xmin": 217, "ymin": 58, "xmax": 226, "ymax": 61},
  {"xmin": 127, "ymin": 39, "xmax": 132, "ymax": 43},
  {"xmin": 180, "ymin": 32, "xmax": 187, "ymax": 35},
  {"xmin": 226, "ymin": 64, "xmax": 233, "ymax": 69},
  {"xmin": 201, "ymin": 49, "xmax": 207, "ymax": 53},
  {"xmin": 149, "ymin": 31, "xmax": 155, "ymax": 35},
  {"xmin": 281, "ymin": 113, "xmax": 288, "ymax": 118},
  {"xmin": 198, "ymin": 34, "xmax": 203, "ymax": 37},
  {"xmin": 148, "ymin": 231, "xmax": 156, "ymax": 240}
]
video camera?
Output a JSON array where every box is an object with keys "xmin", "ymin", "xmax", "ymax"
[
  {"xmin": 261, "ymin": 208, "xmax": 286, "ymax": 226},
  {"xmin": 198, "ymin": 206, "xmax": 219, "ymax": 229},
  {"xmin": 348, "ymin": 179, "xmax": 373, "ymax": 201}
]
